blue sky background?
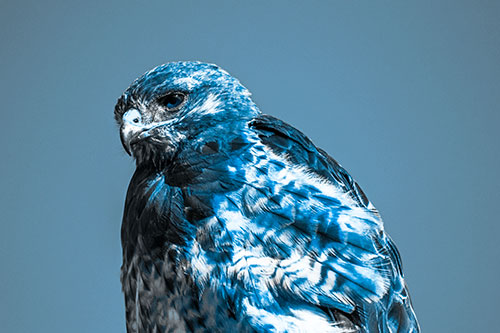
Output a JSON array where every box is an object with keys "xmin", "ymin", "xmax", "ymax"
[{"xmin": 1, "ymin": 1, "xmax": 499, "ymax": 332}]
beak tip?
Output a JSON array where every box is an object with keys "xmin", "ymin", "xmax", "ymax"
[
  {"xmin": 120, "ymin": 131, "xmax": 133, "ymax": 156},
  {"xmin": 120, "ymin": 122, "xmax": 154, "ymax": 157}
]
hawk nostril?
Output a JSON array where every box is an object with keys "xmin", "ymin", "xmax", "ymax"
[{"xmin": 123, "ymin": 109, "xmax": 142, "ymax": 125}]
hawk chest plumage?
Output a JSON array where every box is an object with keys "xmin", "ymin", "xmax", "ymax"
[{"xmin": 119, "ymin": 133, "xmax": 257, "ymax": 332}]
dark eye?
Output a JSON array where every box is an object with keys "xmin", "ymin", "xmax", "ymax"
[{"xmin": 158, "ymin": 92, "xmax": 186, "ymax": 111}]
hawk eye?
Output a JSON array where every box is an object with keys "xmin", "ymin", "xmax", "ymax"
[{"xmin": 158, "ymin": 92, "xmax": 186, "ymax": 111}]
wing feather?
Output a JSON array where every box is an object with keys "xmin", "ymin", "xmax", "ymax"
[{"xmin": 244, "ymin": 114, "xmax": 418, "ymax": 331}]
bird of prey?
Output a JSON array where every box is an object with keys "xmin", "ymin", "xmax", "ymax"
[{"xmin": 114, "ymin": 61, "xmax": 419, "ymax": 333}]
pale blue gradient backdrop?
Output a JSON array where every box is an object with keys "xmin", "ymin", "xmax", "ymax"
[{"xmin": 1, "ymin": 1, "xmax": 498, "ymax": 332}]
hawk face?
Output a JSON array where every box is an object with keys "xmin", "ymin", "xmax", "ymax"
[{"xmin": 114, "ymin": 61, "xmax": 259, "ymax": 165}]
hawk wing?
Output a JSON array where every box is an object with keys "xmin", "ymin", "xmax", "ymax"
[
  {"xmin": 245, "ymin": 114, "xmax": 418, "ymax": 331},
  {"xmin": 249, "ymin": 114, "xmax": 375, "ymax": 212}
]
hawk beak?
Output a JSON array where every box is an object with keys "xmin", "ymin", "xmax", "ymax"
[
  {"xmin": 120, "ymin": 109, "xmax": 148, "ymax": 156},
  {"xmin": 120, "ymin": 109, "xmax": 173, "ymax": 156},
  {"xmin": 120, "ymin": 129, "xmax": 133, "ymax": 156}
]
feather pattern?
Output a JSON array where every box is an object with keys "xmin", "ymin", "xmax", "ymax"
[{"xmin": 115, "ymin": 62, "xmax": 419, "ymax": 332}]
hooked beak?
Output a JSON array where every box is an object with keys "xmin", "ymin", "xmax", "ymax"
[
  {"xmin": 120, "ymin": 109, "xmax": 172, "ymax": 156},
  {"xmin": 120, "ymin": 109, "xmax": 147, "ymax": 156},
  {"xmin": 120, "ymin": 125, "xmax": 149, "ymax": 156}
]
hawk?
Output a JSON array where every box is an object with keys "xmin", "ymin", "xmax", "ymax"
[{"xmin": 114, "ymin": 61, "xmax": 419, "ymax": 332}]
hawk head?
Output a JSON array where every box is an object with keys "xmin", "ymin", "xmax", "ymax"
[{"xmin": 114, "ymin": 62, "xmax": 259, "ymax": 165}]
